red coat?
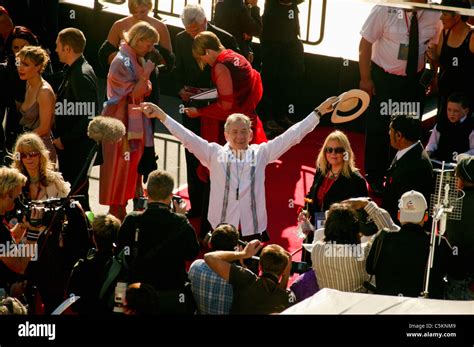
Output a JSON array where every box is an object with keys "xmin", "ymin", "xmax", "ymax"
[{"xmin": 197, "ymin": 49, "xmax": 267, "ymax": 181}]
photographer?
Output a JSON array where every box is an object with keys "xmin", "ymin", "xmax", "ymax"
[
  {"xmin": 116, "ymin": 169, "xmax": 200, "ymax": 313},
  {"xmin": 204, "ymin": 241, "xmax": 296, "ymax": 314},
  {"xmin": 188, "ymin": 223, "xmax": 240, "ymax": 314},
  {"xmin": 0, "ymin": 167, "xmax": 43, "ymax": 296},
  {"xmin": 67, "ymin": 214, "xmax": 121, "ymax": 314},
  {"xmin": 10, "ymin": 133, "xmax": 94, "ymax": 313}
]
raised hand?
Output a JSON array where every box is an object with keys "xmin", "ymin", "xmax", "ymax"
[
  {"xmin": 141, "ymin": 102, "xmax": 167, "ymax": 121},
  {"xmin": 315, "ymin": 96, "xmax": 339, "ymax": 115},
  {"xmin": 243, "ymin": 239, "xmax": 262, "ymax": 258}
]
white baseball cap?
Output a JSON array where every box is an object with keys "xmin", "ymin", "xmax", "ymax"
[{"xmin": 398, "ymin": 190, "xmax": 427, "ymax": 224}]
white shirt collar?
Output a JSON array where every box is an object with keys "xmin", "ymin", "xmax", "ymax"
[{"xmin": 396, "ymin": 141, "xmax": 419, "ymax": 161}]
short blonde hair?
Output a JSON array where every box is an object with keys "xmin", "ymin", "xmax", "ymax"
[
  {"xmin": 124, "ymin": 21, "xmax": 159, "ymax": 49},
  {"xmin": 192, "ymin": 31, "xmax": 225, "ymax": 69},
  {"xmin": 146, "ymin": 170, "xmax": 174, "ymax": 200},
  {"xmin": 128, "ymin": 0, "xmax": 152, "ymax": 13},
  {"xmin": 316, "ymin": 130, "xmax": 358, "ymax": 178},
  {"xmin": 16, "ymin": 45, "xmax": 50, "ymax": 74},
  {"xmin": 57, "ymin": 27, "xmax": 86, "ymax": 54},
  {"xmin": 0, "ymin": 167, "xmax": 27, "ymax": 196},
  {"xmin": 224, "ymin": 113, "xmax": 252, "ymax": 132}
]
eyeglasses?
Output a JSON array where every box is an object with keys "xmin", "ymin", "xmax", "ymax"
[
  {"xmin": 325, "ymin": 147, "xmax": 345, "ymax": 154},
  {"xmin": 19, "ymin": 151, "xmax": 40, "ymax": 159}
]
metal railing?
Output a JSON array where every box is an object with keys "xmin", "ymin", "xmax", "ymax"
[
  {"xmin": 97, "ymin": 0, "xmax": 327, "ymax": 45},
  {"xmin": 155, "ymin": 133, "xmax": 183, "ymax": 188}
]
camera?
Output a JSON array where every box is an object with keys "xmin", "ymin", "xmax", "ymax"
[
  {"xmin": 13, "ymin": 198, "xmax": 66, "ymax": 227},
  {"xmin": 171, "ymin": 195, "xmax": 184, "ymax": 212},
  {"xmin": 237, "ymin": 239, "xmax": 310, "ymax": 274}
]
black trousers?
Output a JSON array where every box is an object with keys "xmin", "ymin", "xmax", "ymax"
[
  {"xmin": 364, "ymin": 63, "xmax": 425, "ymax": 180},
  {"xmin": 57, "ymin": 146, "xmax": 92, "ymax": 211},
  {"xmin": 260, "ymin": 39, "xmax": 305, "ymax": 122}
]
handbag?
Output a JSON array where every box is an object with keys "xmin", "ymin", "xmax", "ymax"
[{"xmin": 127, "ymin": 93, "xmax": 144, "ymax": 141}]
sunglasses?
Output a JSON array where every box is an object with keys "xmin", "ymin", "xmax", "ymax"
[
  {"xmin": 19, "ymin": 151, "xmax": 40, "ymax": 159},
  {"xmin": 325, "ymin": 147, "xmax": 345, "ymax": 154}
]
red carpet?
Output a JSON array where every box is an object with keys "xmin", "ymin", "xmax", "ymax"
[{"xmin": 179, "ymin": 126, "xmax": 367, "ymax": 281}]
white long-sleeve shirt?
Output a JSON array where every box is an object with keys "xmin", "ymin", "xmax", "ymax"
[{"xmin": 163, "ymin": 111, "xmax": 320, "ymax": 236}]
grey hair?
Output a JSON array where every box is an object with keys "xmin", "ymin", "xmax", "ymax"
[
  {"xmin": 224, "ymin": 113, "xmax": 252, "ymax": 132},
  {"xmin": 181, "ymin": 4, "xmax": 207, "ymax": 26}
]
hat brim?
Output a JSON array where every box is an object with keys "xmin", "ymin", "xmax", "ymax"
[{"xmin": 331, "ymin": 89, "xmax": 370, "ymax": 124}]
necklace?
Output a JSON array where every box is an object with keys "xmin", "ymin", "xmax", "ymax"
[{"xmin": 329, "ymin": 168, "xmax": 340, "ymax": 180}]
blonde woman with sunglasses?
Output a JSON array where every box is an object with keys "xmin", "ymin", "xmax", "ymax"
[
  {"xmin": 300, "ymin": 130, "xmax": 368, "ymax": 262},
  {"xmin": 11, "ymin": 133, "xmax": 70, "ymax": 203}
]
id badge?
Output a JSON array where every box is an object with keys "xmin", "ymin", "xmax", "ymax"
[
  {"xmin": 314, "ymin": 212, "xmax": 326, "ymax": 230},
  {"xmin": 398, "ymin": 43, "xmax": 409, "ymax": 60}
]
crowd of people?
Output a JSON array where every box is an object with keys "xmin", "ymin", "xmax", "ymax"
[{"xmin": 0, "ymin": 0, "xmax": 473, "ymax": 315}]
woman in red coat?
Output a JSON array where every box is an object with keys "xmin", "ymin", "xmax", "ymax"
[
  {"xmin": 184, "ymin": 31, "xmax": 267, "ymax": 181},
  {"xmin": 184, "ymin": 31, "xmax": 267, "ymax": 146}
]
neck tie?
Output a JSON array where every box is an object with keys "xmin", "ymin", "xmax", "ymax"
[
  {"xmin": 406, "ymin": 11, "xmax": 419, "ymax": 76},
  {"xmin": 389, "ymin": 155, "xmax": 398, "ymax": 170}
]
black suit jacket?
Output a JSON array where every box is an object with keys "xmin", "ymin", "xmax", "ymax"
[
  {"xmin": 382, "ymin": 142, "xmax": 434, "ymax": 223},
  {"xmin": 366, "ymin": 223, "xmax": 452, "ymax": 299},
  {"xmin": 54, "ymin": 55, "xmax": 98, "ymax": 155},
  {"xmin": 173, "ymin": 23, "xmax": 239, "ymax": 95},
  {"xmin": 306, "ymin": 169, "xmax": 369, "ymax": 217},
  {"xmin": 214, "ymin": 0, "xmax": 262, "ymax": 58},
  {"xmin": 116, "ymin": 203, "xmax": 200, "ymax": 290}
]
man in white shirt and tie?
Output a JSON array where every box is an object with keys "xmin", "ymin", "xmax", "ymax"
[
  {"xmin": 141, "ymin": 97, "xmax": 336, "ymax": 241},
  {"xmin": 359, "ymin": 1, "xmax": 441, "ymax": 195}
]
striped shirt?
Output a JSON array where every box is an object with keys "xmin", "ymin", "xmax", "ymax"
[
  {"xmin": 310, "ymin": 201, "xmax": 399, "ymax": 292},
  {"xmin": 364, "ymin": 201, "xmax": 400, "ymax": 232},
  {"xmin": 188, "ymin": 259, "xmax": 233, "ymax": 315},
  {"xmin": 311, "ymin": 240, "xmax": 372, "ymax": 293}
]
